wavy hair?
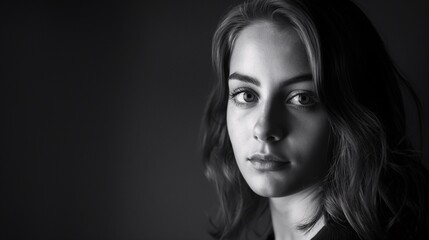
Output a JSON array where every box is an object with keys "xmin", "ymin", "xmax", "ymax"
[{"xmin": 201, "ymin": 0, "xmax": 429, "ymax": 239}]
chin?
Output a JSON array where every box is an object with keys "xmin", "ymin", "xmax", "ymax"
[
  {"xmin": 252, "ymin": 188, "xmax": 285, "ymax": 198},
  {"xmin": 245, "ymin": 171, "xmax": 312, "ymax": 198},
  {"xmin": 247, "ymin": 176, "xmax": 293, "ymax": 198}
]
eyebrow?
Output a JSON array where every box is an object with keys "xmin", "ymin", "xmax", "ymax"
[
  {"xmin": 228, "ymin": 72, "xmax": 313, "ymax": 87},
  {"xmin": 228, "ymin": 72, "xmax": 260, "ymax": 86}
]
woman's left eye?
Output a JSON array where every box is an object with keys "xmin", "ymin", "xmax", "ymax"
[{"xmin": 287, "ymin": 92, "xmax": 317, "ymax": 107}]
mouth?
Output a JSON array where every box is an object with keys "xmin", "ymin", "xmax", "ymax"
[{"xmin": 247, "ymin": 154, "xmax": 290, "ymax": 171}]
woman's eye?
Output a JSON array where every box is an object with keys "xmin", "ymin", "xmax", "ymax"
[
  {"xmin": 287, "ymin": 92, "xmax": 317, "ymax": 107},
  {"xmin": 240, "ymin": 91, "xmax": 257, "ymax": 102},
  {"xmin": 229, "ymin": 89, "xmax": 258, "ymax": 106}
]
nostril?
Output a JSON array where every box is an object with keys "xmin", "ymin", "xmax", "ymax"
[
  {"xmin": 266, "ymin": 136, "xmax": 277, "ymax": 142},
  {"xmin": 253, "ymin": 131, "xmax": 282, "ymax": 142}
]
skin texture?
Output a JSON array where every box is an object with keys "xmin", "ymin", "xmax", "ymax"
[
  {"xmin": 227, "ymin": 21, "xmax": 331, "ymax": 197},
  {"xmin": 227, "ymin": 21, "xmax": 330, "ymax": 239}
]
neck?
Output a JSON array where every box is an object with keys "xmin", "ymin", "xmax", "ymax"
[{"xmin": 269, "ymin": 185, "xmax": 325, "ymax": 240}]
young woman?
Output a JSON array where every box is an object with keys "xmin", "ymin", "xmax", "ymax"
[{"xmin": 201, "ymin": 0, "xmax": 429, "ymax": 239}]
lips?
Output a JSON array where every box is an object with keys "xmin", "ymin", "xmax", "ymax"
[{"xmin": 247, "ymin": 153, "xmax": 290, "ymax": 171}]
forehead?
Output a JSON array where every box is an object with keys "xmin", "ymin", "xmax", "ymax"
[{"xmin": 229, "ymin": 21, "xmax": 310, "ymax": 83}]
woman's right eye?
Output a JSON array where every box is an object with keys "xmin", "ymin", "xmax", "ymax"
[{"xmin": 229, "ymin": 89, "xmax": 258, "ymax": 106}]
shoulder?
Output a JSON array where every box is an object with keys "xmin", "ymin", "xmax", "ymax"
[
  {"xmin": 265, "ymin": 223, "xmax": 360, "ymax": 240},
  {"xmin": 311, "ymin": 223, "xmax": 360, "ymax": 240}
]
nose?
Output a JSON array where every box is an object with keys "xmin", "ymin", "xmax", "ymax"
[{"xmin": 253, "ymin": 103, "xmax": 284, "ymax": 143}]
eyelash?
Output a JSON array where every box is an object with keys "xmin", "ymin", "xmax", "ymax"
[
  {"xmin": 287, "ymin": 90, "xmax": 318, "ymax": 109},
  {"xmin": 229, "ymin": 88, "xmax": 258, "ymax": 107},
  {"xmin": 229, "ymin": 88, "xmax": 318, "ymax": 109}
]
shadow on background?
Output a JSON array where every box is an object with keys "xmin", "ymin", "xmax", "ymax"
[{"xmin": 1, "ymin": 0, "xmax": 428, "ymax": 239}]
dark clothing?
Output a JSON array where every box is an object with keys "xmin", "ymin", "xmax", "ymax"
[
  {"xmin": 310, "ymin": 223, "xmax": 360, "ymax": 240},
  {"xmin": 266, "ymin": 223, "xmax": 360, "ymax": 240}
]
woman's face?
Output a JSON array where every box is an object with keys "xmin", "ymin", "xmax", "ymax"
[{"xmin": 227, "ymin": 21, "xmax": 330, "ymax": 197}]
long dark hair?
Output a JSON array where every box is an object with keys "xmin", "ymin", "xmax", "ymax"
[{"xmin": 201, "ymin": 0, "xmax": 429, "ymax": 239}]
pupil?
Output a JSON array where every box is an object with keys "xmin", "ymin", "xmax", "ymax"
[
  {"xmin": 244, "ymin": 93, "xmax": 253, "ymax": 101},
  {"xmin": 299, "ymin": 95, "xmax": 309, "ymax": 104}
]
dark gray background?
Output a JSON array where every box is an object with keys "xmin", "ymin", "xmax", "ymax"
[{"xmin": 1, "ymin": 0, "xmax": 428, "ymax": 239}]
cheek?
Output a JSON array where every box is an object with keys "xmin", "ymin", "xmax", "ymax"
[
  {"xmin": 226, "ymin": 105, "xmax": 241, "ymax": 149},
  {"xmin": 226, "ymin": 105, "xmax": 252, "ymax": 158},
  {"xmin": 290, "ymin": 112, "xmax": 331, "ymax": 168}
]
